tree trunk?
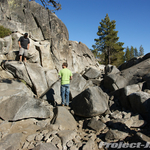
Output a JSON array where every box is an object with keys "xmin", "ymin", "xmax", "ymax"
[{"xmin": 108, "ymin": 47, "xmax": 111, "ymax": 64}]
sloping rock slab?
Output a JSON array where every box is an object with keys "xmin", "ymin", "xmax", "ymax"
[
  {"xmin": 0, "ymin": 79, "xmax": 33, "ymax": 102},
  {"xmin": 57, "ymin": 130, "xmax": 77, "ymax": 150},
  {"xmin": 4, "ymin": 61, "xmax": 32, "ymax": 87},
  {"xmin": 72, "ymin": 86, "xmax": 109, "ymax": 117},
  {"xmin": 0, "ymin": 133, "xmax": 23, "ymax": 150},
  {"xmin": 32, "ymin": 143, "xmax": 58, "ymax": 150},
  {"xmin": 70, "ymin": 73, "xmax": 87, "ymax": 98},
  {"xmin": 25, "ymin": 63, "xmax": 48, "ymax": 96},
  {"xmin": 0, "ymin": 95, "xmax": 52, "ymax": 121},
  {"xmin": 53, "ymin": 106, "xmax": 77, "ymax": 130}
]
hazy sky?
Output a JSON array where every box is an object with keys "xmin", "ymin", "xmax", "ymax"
[{"xmin": 36, "ymin": 0, "xmax": 150, "ymax": 55}]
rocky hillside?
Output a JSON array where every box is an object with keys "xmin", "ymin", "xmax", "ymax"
[
  {"xmin": 0, "ymin": 0, "xmax": 100, "ymax": 73},
  {"xmin": 0, "ymin": 0, "xmax": 150, "ymax": 150}
]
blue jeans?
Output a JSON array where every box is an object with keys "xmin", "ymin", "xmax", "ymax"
[{"xmin": 61, "ymin": 84, "xmax": 70, "ymax": 106}]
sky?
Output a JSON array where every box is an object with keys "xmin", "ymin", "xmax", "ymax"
[{"xmin": 35, "ymin": 0, "xmax": 150, "ymax": 55}]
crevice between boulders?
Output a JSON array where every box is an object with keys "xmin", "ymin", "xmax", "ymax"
[
  {"xmin": 50, "ymin": 107, "xmax": 58, "ymax": 124},
  {"xmin": 24, "ymin": 62, "xmax": 37, "ymax": 95}
]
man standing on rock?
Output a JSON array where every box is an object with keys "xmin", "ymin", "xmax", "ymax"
[
  {"xmin": 59, "ymin": 62, "xmax": 72, "ymax": 107},
  {"xmin": 18, "ymin": 33, "xmax": 30, "ymax": 63}
]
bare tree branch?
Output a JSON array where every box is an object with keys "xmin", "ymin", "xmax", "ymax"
[{"xmin": 35, "ymin": 0, "xmax": 61, "ymax": 11}]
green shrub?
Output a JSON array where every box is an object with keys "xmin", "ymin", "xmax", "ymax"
[{"xmin": 0, "ymin": 26, "xmax": 11, "ymax": 38}]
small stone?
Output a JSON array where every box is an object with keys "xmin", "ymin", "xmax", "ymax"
[
  {"xmin": 51, "ymin": 136, "xmax": 61, "ymax": 145},
  {"xmin": 66, "ymin": 140, "xmax": 74, "ymax": 147},
  {"xmin": 41, "ymin": 130, "xmax": 49, "ymax": 136},
  {"xmin": 87, "ymin": 118, "xmax": 106, "ymax": 132},
  {"xmin": 105, "ymin": 129, "xmax": 128, "ymax": 142},
  {"xmin": 22, "ymin": 141, "xmax": 29, "ymax": 149},
  {"xmin": 27, "ymin": 142, "xmax": 35, "ymax": 149},
  {"xmin": 26, "ymin": 133, "xmax": 37, "ymax": 142}
]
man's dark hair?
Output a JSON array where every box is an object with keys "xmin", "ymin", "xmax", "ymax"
[
  {"xmin": 62, "ymin": 62, "xmax": 68, "ymax": 67},
  {"xmin": 24, "ymin": 33, "xmax": 28, "ymax": 38}
]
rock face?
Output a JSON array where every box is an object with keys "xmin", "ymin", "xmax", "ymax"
[
  {"xmin": 1, "ymin": 0, "xmax": 150, "ymax": 150},
  {"xmin": 0, "ymin": 0, "xmax": 100, "ymax": 73}
]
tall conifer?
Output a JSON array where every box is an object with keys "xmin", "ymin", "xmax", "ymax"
[{"xmin": 93, "ymin": 14, "xmax": 124, "ymax": 66}]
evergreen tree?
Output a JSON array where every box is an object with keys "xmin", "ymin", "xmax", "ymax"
[
  {"xmin": 124, "ymin": 47, "xmax": 130, "ymax": 62},
  {"xmin": 91, "ymin": 45, "xmax": 102, "ymax": 64},
  {"xmin": 130, "ymin": 46, "xmax": 134, "ymax": 59},
  {"xmin": 93, "ymin": 14, "xmax": 124, "ymax": 66},
  {"xmin": 134, "ymin": 47, "xmax": 138, "ymax": 57},
  {"xmin": 139, "ymin": 45, "xmax": 144, "ymax": 56}
]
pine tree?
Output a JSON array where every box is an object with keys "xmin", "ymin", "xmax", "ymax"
[
  {"xmin": 139, "ymin": 45, "xmax": 144, "ymax": 56},
  {"xmin": 134, "ymin": 47, "xmax": 138, "ymax": 57},
  {"xmin": 91, "ymin": 45, "xmax": 102, "ymax": 64},
  {"xmin": 130, "ymin": 46, "xmax": 134, "ymax": 59},
  {"xmin": 93, "ymin": 14, "xmax": 124, "ymax": 66},
  {"xmin": 124, "ymin": 47, "xmax": 130, "ymax": 62}
]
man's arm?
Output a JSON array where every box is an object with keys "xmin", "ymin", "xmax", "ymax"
[
  {"xmin": 18, "ymin": 41, "xmax": 21, "ymax": 48},
  {"xmin": 27, "ymin": 43, "xmax": 30, "ymax": 50},
  {"xmin": 70, "ymin": 76, "xmax": 72, "ymax": 80},
  {"xmin": 58, "ymin": 71, "xmax": 61, "ymax": 79}
]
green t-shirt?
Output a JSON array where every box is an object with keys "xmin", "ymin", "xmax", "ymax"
[{"xmin": 58, "ymin": 68, "xmax": 72, "ymax": 85}]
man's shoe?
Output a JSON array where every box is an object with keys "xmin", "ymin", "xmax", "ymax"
[{"xmin": 18, "ymin": 61, "xmax": 22, "ymax": 64}]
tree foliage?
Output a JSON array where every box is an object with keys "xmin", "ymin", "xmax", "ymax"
[
  {"xmin": 33, "ymin": 0, "xmax": 61, "ymax": 11},
  {"xmin": 124, "ymin": 45, "xmax": 144, "ymax": 62},
  {"xmin": 92, "ymin": 14, "xmax": 124, "ymax": 66},
  {"xmin": 0, "ymin": 26, "xmax": 11, "ymax": 38},
  {"xmin": 139, "ymin": 45, "xmax": 144, "ymax": 56}
]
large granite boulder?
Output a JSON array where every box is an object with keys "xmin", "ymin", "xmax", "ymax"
[
  {"xmin": 128, "ymin": 92, "xmax": 150, "ymax": 121},
  {"xmin": 113, "ymin": 84, "xmax": 142, "ymax": 110},
  {"xmin": 34, "ymin": 41, "xmax": 55, "ymax": 70},
  {"xmin": 104, "ymin": 64, "xmax": 120, "ymax": 75},
  {"xmin": 0, "ymin": 78, "xmax": 33, "ymax": 102},
  {"xmin": 70, "ymin": 73, "xmax": 87, "ymax": 98},
  {"xmin": 45, "ymin": 69, "xmax": 58, "ymax": 88},
  {"xmin": 25, "ymin": 62, "xmax": 48, "ymax": 96},
  {"xmin": 104, "ymin": 58, "xmax": 150, "ymax": 92},
  {"xmin": 0, "ymin": 95, "xmax": 53, "ymax": 121},
  {"xmin": 4, "ymin": 61, "xmax": 48, "ymax": 96},
  {"xmin": 0, "ymin": 35, "xmax": 12, "ymax": 54},
  {"xmin": 72, "ymin": 86, "xmax": 109, "ymax": 117},
  {"xmin": 4, "ymin": 61, "xmax": 32, "ymax": 87},
  {"xmin": 83, "ymin": 67, "xmax": 101, "ymax": 79}
]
